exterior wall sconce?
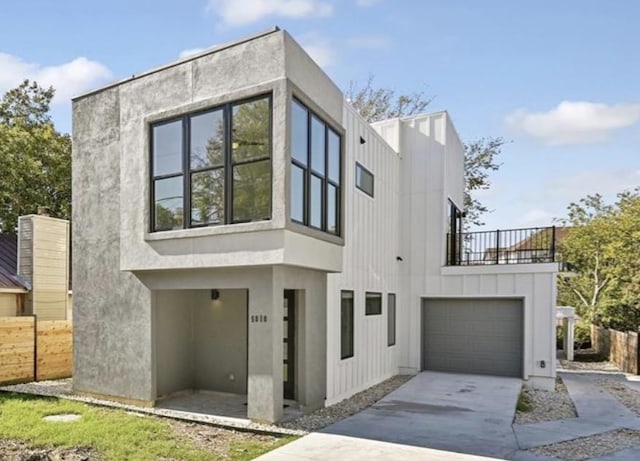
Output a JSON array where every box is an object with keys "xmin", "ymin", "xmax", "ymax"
[{"xmin": 211, "ymin": 289, "xmax": 220, "ymax": 300}]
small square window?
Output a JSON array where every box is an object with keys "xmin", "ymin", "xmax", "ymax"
[
  {"xmin": 356, "ymin": 162, "xmax": 374, "ymax": 197},
  {"xmin": 365, "ymin": 292, "xmax": 382, "ymax": 316}
]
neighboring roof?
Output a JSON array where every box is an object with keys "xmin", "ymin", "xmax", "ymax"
[
  {"xmin": 508, "ymin": 227, "xmax": 571, "ymax": 251},
  {"xmin": 0, "ymin": 234, "xmax": 28, "ymax": 290}
]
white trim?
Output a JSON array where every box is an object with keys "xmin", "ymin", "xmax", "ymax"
[
  {"xmin": 441, "ymin": 262, "xmax": 559, "ymax": 276},
  {"xmin": 0, "ymin": 288, "xmax": 28, "ymax": 294}
]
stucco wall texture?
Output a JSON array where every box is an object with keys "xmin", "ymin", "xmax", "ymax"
[{"xmin": 72, "ymin": 29, "xmax": 333, "ymax": 421}]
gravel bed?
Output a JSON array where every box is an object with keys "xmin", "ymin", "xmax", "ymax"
[
  {"xmin": 0, "ymin": 378, "xmax": 74, "ymax": 397},
  {"xmin": 529, "ymin": 428, "xmax": 640, "ymax": 461},
  {"xmin": 0, "ymin": 439, "xmax": 99, "ymax": 461},
  {"xmin": 514, "ymin": 378, "xmax": 577, "ymax": 425},
  {"xmin": 279, "ymin": 375, "xmax": 413, "ymax": 432},
  {"xmin": 597, "ymin": 378, "xmax": 640, "ymax": 415},
  {"xmin": 558, "ymin": 359, "xmax": 620, "ymax": 372}
]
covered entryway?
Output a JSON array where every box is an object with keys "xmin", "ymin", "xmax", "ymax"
[{"xmin": 422, "ymin": 298, "xmax": 524, "ymax": 377}]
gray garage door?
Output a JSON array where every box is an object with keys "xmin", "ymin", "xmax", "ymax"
[{"xmin": 422, "ymin": 298, "xmax": 523, "ymax": 377}]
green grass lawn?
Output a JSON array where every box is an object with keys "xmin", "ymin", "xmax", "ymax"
[{"xmin": 0, "ymin": 392, "xmax": 293, "ymax": 460}]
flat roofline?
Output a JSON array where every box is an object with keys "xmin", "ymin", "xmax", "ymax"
[
  {"xmin": 371, "ymin": 110, "xmax": 464, "ymax": 147},
  {"xmin": 72, "ymin": 27, "xmax": 281, "ymax": 102},
  {"xmin": 370, "ymin": 110, "xmax": 449, "ymax": 126}
]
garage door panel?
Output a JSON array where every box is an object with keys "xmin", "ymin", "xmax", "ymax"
[{"xmin": 422, "ymin": 298, "xmax": 523, "ymax": 378}]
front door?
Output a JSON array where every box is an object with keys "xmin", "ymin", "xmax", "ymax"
[{"xmin": 283, "ymin": 290, "xmax": 296, "ymax": 400}]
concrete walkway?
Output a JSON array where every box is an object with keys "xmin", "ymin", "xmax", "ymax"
[
  {"xmin": 513, "ymin": 370, "xmax": 640, "ymax": 460},
  {"xmin": 255, "ymin": 432, "xmax": 503, "ymax": 461}
]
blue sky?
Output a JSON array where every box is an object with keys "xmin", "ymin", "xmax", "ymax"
[{"xmin": 1, "ymin": 0, "xmax": 638, "ymax": 230}]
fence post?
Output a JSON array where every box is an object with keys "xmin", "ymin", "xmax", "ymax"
[
  {"xmin": 550, "ymin": 225, "xmax": 556, "ymax": 262},
  {"xmin": 495, "ymin": 229, "xmax": 500, "ymax": 264},
  {"xmin": 32, "ymin": 315, "xmax": 38, "ymax": 382},
  {"xmin": 637, "ymin": 327, "xmax": 640, "ymax": 375}
]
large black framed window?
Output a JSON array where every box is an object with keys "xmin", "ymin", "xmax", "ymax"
[
  {"xmin": 341, "ymin": 290, "xmax": 354, "ymax": 359},
  {"xmin": 150, "ymin": 94, "xmax": 272, "ymax": 232},
  {"xmin": 447, "ymin": 199, "xmax": 464, "ymax": 265},
  {"xmin": 290, "ymin": 98, "xmax": 341, "ymax": 235}
]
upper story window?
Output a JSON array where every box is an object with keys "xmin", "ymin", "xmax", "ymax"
[
  {"xmin": 447, "ymin": 199, "xmax": 464, "ymax": 264},
  {"xmin": 150, "ymin": 94, "xmax": 272, "ymax": 232},
  {"xmin": 355, "ymin": 162, "xmax": 374, "ymax": 197},
  {"xmin": 290, "ymin": 98, "xmax": 341, "ymax": 235}
]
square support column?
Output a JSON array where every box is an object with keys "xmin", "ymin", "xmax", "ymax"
[{"xmin": 247, "ymin": 268, "xmax": 284, "ymax": 423}]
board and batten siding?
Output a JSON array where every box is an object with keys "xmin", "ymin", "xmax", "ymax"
[
  {"xmin": 18, "ymin": 215, "xmax": 70, "ymax": 321},
  {"xmin": 325, "ymin": 103, "xmax": 401, "ymax": 405}
]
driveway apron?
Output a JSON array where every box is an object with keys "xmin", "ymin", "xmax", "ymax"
[{"xmin": 323, "ymin": 371, "xmax": 522, "ymax": 459}]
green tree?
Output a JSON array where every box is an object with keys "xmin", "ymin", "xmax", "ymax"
[
  {"xmin": 0, "ymin": 80, "xmax": 71, "ymax": 233},
  {"xmin": 558, "ymin": 189, "xmax": 640, "ymax": 330},
  {"xmin": 345, "ymin": 76, "xmax": 504, "ymax": 227}
]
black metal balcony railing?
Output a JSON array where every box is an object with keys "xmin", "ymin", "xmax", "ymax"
[{"xmin": 446, "ymin": 226, "xmax": 557, "ymax": 266}]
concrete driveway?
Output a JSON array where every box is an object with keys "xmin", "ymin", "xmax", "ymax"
[{"xmin": 323, "ymin": 371, "xmax": 522, "ymax": 459}]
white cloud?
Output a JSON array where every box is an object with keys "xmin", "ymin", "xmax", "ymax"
[
  {"xmin": 346, "ymin": 35, "xmax": 390, "ymax": 50},
  {"xmin": 0, "ymin": 52, "xmax": 112, "ymax": 105},
  {"xmin": 505, "ymin": 101, "xmax": 640, "ymax": 145},
  {"xmin": 206, "ymin": 0, "xmax": 332, "ymax": 27},
  {"xmin": 300, "ymin": 36, "xmax": 336, "ymax": 68},
  {"xmin": 545, "ymin": 169, "xmax": 640, "ymax": 201},
  {"xmin": 355, "ymin": 0, "xmax": 381, "ymax": 6},
  {"xmin": 179, "ymin": 48, "xmax": 207, "ymax": 59}
]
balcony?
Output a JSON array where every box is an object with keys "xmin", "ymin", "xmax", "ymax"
[{"xmin": 446, "ymin": 226, "xmax": 560, "ymax": 266}]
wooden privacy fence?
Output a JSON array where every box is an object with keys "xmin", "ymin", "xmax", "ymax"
[
  {"xmin": 592, "ymin": 324, "xmax": 640, "ymax": 374},
  {"xmin": 0, "ymin": 317, "xmax": 72, "ymax": 385}
]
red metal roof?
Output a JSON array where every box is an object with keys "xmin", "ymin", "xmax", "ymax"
[{"xmin": 0, "ymin": 234, "xmax": 28, "ymax": 290}]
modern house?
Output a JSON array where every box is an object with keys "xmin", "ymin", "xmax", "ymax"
[
  {"xmin": 71, "ymin": 28, "xmax": 558, "ymax": 423},
  {"xmin": 0, "ymin": 213, "xmax": 71, "ymax": 320}
]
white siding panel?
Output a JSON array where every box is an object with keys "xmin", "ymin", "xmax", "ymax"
[{"xmin": 326, "ymin": 103, "xmax": 400, "ymax": 405}]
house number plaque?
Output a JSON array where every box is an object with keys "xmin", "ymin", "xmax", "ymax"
[{"xmin": 251, "ymin": 314, "xmax": 268, "ymax": 323}]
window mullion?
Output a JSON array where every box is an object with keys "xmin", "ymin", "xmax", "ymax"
[
  {"xmin": 305, "ymin": 110, "xmax": 311, "ymax": 226},
  {"xmin": 183, "ymin": 116, "xmax": 190, "ymax": 229},
  {"xmin": 224, "ymin": 103, "xmax": 233, "ymax": 225},
  {"xmin": 323, "ymin": 125, "xmax": 328, "ymax": 232}
]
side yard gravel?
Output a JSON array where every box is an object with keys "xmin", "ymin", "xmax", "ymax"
[
  {"xmin": 514, "ymin": 378, "xmax": 577, "ymax": 424},
  {"xmin": 530, "ymin": 428, "xmax": 640, "ymax": 461},
  {"xmin": 279, "ymin": 375, "xmax": 413, "ymax": 432}
]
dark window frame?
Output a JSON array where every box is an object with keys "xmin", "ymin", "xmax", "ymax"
[
  {"xmin": 355, "ymin": 162, "xmax": 374, "ymax": 197},
  {"xmin": 290, "ymin": 97, "xmax": 342, "ymax": 236},
  {"xmin": 340, "ymin": 290, "xmax": 354, "ymax": 360},
  {"xmin": 447, "ymin": 199, "xmax": 464, "ymax": 265},
  {"xmin": 387, "ymin": 293, "xmax": 396, "ymax": 346},
  {"xmin": 150, "ymin": 93, "xmax": 273, "ymax": 232},
  {"xmin": 365, "ymin": 291, "xmax": 382, "ymax": 316}
]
